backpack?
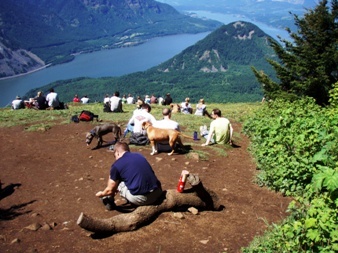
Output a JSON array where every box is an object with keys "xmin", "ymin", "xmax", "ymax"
[
  {"xmin": 79, "ymin": 110, "xmax": 94, "ymax": 121},
  {"xmin": 103, "ymin": 102, "xmax": 112, "ymax": 112},
  {"xmin": 71, "ymin": 115, "xmax": 79, "ymax": 123},
  {"xmin": 129, "ymin": 132, "xmax": 149, "ymax": 146}
]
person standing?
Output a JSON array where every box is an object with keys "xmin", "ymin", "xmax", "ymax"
[
  {"xmin": 201, "ymin": 108, "xmax": 233, "ymax": 146},
  {"xmin": 95, "ymin": 142, "xmax": 162, "ymax": 210},
  {"xmin": 46, "ymin": 88, "xmax": 60, "ymax": 109}
]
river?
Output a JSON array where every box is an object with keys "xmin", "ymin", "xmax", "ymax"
[{"xmin": 0, "ymin": 11, "xmax": 289, "ymax": 107}]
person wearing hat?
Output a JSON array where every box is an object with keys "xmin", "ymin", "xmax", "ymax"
[
  {"xmin": 11, "ymin": 96, "xmax": 25, "ymax": 110},
  {"xmin": 180, "ymin": 97, "xmax": 193, "ymax": 114}
]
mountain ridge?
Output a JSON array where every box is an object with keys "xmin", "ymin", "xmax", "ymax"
[
  {"xmin": 25, "ymin": 21, "xmax": 277, "ymax": 103},
  {"xmin": 0, "ymin": 0, "xmax": 221, "ymax": 78}
]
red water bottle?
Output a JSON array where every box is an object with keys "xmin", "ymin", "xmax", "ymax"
[{"xmin": 177, "ymin": 170, "xmax": 189, "ymax": 193}]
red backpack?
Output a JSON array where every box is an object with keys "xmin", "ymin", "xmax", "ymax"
[{"xmin": 79, "ymin": 110, "xmax": 94, "ymax": 121}]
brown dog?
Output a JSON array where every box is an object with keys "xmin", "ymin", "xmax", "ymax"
[
  {"xmin": 86, "ymin": 123, "xmax": 122, "ymax": 149},
  {"xmin": 170, "ymin": 103, "xmax": 181, "ymax": 113},
  {"xmin": 142, "ymin": 121, "xmax": 193, "ymax": 155}
]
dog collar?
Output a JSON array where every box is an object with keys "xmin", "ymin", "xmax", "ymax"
[{"xmin": 90, "ymin": 130, "xmax": 95, "ymax": 135}]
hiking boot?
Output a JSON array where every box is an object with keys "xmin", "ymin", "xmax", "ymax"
[{"xmin": 101, "ymin": 197, "xmax": 116, "ymax": 211}]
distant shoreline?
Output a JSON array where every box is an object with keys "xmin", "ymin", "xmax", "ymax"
[{"xmin": 0, "ymin": 64, "xmax": 52, "ymax": 81}]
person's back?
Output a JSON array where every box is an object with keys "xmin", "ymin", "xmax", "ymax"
[
  {"xmin": 12, "ymin": 96, "xmax": 25, "ymax": 110},
  {"xmin": 163, "ymin": 93, "xmax": 172, "ymax": 105},
  {"xmin": 128, "ymin": 105, "xmax": 156, "ymax": 134},
  {"xmin": 110, "ymin": 91, "xmax": 123, "ymax": 112},
  {"xmin": 46, "ymin": 88, "xmax": 60, "ymax": 108},
  {"xmin": 210, "ymin": 117, "xmax": 231, "ymax": 144},
  {"xmin": 126, "ymin": 95, "xmax": 134, "ymax": 104},
  {"xmin": 35, "ymin": 95, "xmax": 47, "ymax": 110},
  {"xmin": 81, "ymin": 96, "xmax": 90, "ymax": 104},
  {"xmin": 112, "ymin": 151, "xmax": 160, "ymax": 195}
]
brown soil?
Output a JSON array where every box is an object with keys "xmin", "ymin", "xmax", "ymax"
[{"xmin": 0, "ymin": 121, "xmax": 291, "ymax": 253}]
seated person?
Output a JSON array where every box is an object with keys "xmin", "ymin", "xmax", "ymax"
[
  {"xmin": 180, "ymin": 97, "xmax": 193, "ymax": 114},
  {"xmin": 73, "ymin": 94, "xmax": 80, "ymax": 103},
  {"xmin": 195, "ymin": 98, "xmax": 212, "ymax": 118},
  {"xmin": 12, "ymin": 96, "xmax": 25, "ymax": 110},
  {"xmin": 201, "ymin": 108, "xmax": 233, "ymax": 146},
  {"xmin": 81, "ymin": 95, "xmax": 90, "ymax": 104},
  {"xmin": 34, "ymin": 91, "xmax": 47, "ymax": 110},
  {"xmin": 153, "ymin": 108, "xmax": 181, "ymax": 152},
  {"xmin": 110, "ymin": 91, "xmax": 123, "ymax": 112},
  {"xmin": 46, "ymin": 88, "xmax": 60, "ymax": 109},
  {"xmin": 125, "ymin": 103, "xmax": 156, "ymax": 139},
  {"xmin": 96, "ymin": 142, "xmax": 162, "ymax": 210}
]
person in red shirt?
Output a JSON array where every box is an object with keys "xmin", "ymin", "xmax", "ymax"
[{"xmin": 73, "ymin": 94, "xmax": 80, "ymax": 103}]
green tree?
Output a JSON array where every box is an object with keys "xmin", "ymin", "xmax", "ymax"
[{"xmin": 252, "ymin": 0, "xmax": 338, "ymax": 105}]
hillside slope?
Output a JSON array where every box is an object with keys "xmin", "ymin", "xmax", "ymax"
[
  {"xmin": 0, "ymin": 0, "xmax": 221, "ymax": 78},
  {"xmin": 25, "ymin": 21, "xmax": 278, "ymax": 103}
]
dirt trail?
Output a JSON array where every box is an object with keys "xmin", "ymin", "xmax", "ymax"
[{"xmin": 0, "ymin": 121, "xmax": 290, "ymax": 253}]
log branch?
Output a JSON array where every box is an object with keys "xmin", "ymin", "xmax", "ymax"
[{"xmin": 77, "ymin": 174, "xmax": 222, "ymax": 233}]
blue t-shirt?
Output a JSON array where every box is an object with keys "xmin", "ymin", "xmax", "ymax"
[{"xmin": 110, "ymin": 152, "xmax": 160, "ymax": 195}]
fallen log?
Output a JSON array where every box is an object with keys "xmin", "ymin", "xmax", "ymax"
[{"xmin": 77, "ymin": 174, "xmax": 222, "ymax": 233}]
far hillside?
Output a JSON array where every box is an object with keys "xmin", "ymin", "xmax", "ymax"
[{"xmin": 25, "ymin": 21, "xmax": 277, "ymax": 103}]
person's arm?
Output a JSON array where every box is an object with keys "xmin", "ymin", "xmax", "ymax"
[
  {"xmin": 95, "ymin": 178, "xmax": 119, "ymax": 198},
  {"xmin": 201, "ymin": 124, "xmax": 213, "ymax": 146},
  {"xmin": 229, "ymin": 123, "xmax": 233, "ymax": 145}
]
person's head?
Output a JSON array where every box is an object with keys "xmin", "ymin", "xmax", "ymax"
[
  {"xmin": 142, "ymin": 103, "xmax": 151, "ymax": 113},
  {"xmin": 162, "ymin": 108, "xmax": 171, "ymax": 118},
  {"xmin": 211, "ymin": 108, "xmax": 221, "ymax": 117},
  {"xmin": 185, "ymin": 97, "xmax": 190, "ymax": 103},
  {"xmin": 113, "ymin": 142, "xmax": 130, "ymax": 160},
  {"xmin": 136, "ymin": 99, "xmax": 144, "ymax": 108},
  {"xmin": 74, "ymin": 94, "xmax": 78, "ymax": 98},
  {"xmin": 15, "ymin": 95, "xmax": 21, "ymax": 100},
  {"xmin": 37, "ymin": 91, "xmax": 43, "ymax": 97},
  {"xmin": 50, "ymin": 88, "xmax": 55, "ymax": 93},
  {"xmin": 114, "ymin": 91, "xmax": 120, "ymax": 97},
  {"xmin": 166, "ymin": 93, "xmax": 170, "ymax": 97},
  {"xmin": 199, "ymin": 98, "xmax": 205, "ymax": 104}
]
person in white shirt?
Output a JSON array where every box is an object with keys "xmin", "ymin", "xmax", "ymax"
[
  {"xmin": 81, "ymin": 95, "xmax": 90, "ymax": 104},
  {"xmin": 46, "ymin": 88, "xmax": 60, "ymax": 109},
  {"xmin": 126, "ymin": 94, "xmax": 134, "ymax": 104},
  {"xmin": 11, "ymin": 96, "xmax": 25, "ymax": 110},
  {"xmin": 180, "ymin": 97, "xmax": 193, "ymax": 114},
  {"xmin": 126, "ymin": 103, "xmax": 156, "ymax": 135},
  {"xmin": 153, "ymin": 108, "xmax": 182, "ymax": 153},
  {"xmin": 103, "ymin": 94, "xmax": 110, "ymax": 104},
  {"xmin": 110, "ymin": 91, "xmax": 123, "ymax": 112},
  {"xmin": 153, "ymin": 108, "xmax": 180, "ymax": 131}
]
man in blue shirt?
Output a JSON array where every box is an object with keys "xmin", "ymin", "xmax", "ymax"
[{"xmin": 96, "ymin": 142, "xmax": 162, "ymax": 210}]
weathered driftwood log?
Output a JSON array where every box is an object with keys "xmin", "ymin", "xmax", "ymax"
[{"xmin": 77, "ymin": 174, "xmax": 222, "ymax": 233}]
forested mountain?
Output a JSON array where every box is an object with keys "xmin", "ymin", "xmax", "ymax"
[
  {"xmin": 25, "ymin": 21, "xmax": 278, "ymax": 103},
  {"xmin": 0, "ymin": 0, "xmax": 221, "ymax": 78}
]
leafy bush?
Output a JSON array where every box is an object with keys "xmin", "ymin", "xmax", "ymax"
[{"xmin": 242, "ymin": 96, "xmax": 338, "ymax": 252}]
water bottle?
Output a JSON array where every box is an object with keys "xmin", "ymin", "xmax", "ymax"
[
  {"xmin": 193, "ymin": 131, "xmax": 198, "ymax": 140},
  {"xmin": 177, "ymin": 170, "xmax": 189, "ymax": 193}
]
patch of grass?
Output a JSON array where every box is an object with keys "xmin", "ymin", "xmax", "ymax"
[{"xmin": 0, "ymin": 102, "xmax": 261, "ymax": 134}]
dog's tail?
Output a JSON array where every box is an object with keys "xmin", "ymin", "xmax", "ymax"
[{"xmin": 179, "ymin": 133, "xmax": 195, "ymax": 140}]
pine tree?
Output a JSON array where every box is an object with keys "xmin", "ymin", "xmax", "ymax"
[{"xmin": 252, "ymin": 0, "xmax": 338, "ymax": 105}]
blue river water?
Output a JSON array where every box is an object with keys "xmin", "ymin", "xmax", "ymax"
[{"xmin": 0, "ymin": 11, "xmax": 289, "ymax": 107}]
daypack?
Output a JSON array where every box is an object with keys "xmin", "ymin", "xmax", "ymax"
[
  {"xmin": 79, "ymin": 110, "xmax": 94, "ymax": 121},
  {"xmin": 129, "ymin": 132, "xmax": 149, "ymax": 146},
  {"xmin": 103, "ymin": 102, "xmax": 112, "ymax": 112},
  {"xmin": 71, "ymin": 115, "xmax": 79, "ymax": 123}
]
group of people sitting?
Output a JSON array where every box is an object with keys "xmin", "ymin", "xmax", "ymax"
[
  {"xmin": 12, "ymin": 88, "xmax": 65, "ymax": 110},
  {"xmin": 73, "ymin": 94, "xmax": 90, "ymax": 104},
  {"xmin": 180, "ymin": 98, "xmax": 212, "ymax": 118},
  {"xmin": 96, "ymin": 102, "xmax": 233, "ymax": 211}
]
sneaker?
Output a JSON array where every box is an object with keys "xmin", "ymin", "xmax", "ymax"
[{"xmin": 101, "ymin": 197, "xmax": 116, "ymax": 211}]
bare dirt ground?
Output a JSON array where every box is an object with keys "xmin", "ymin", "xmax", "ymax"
[{"xmin": 0, "ymin": 121, "xmax": 291, "ymax": 253}]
